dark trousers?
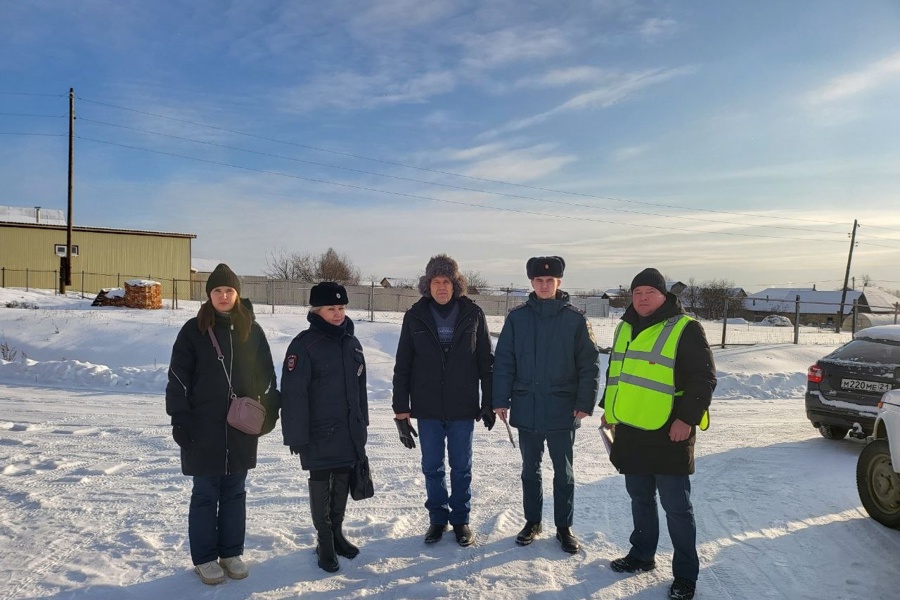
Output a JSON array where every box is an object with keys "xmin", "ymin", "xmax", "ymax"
[
  {"xmin": 624, "ymin": 473, "xmax": 699, "ymax": 582},
  {"xmin": 188, "ymin": 471, "xmax": 247, "ymax": 565},
  {"xmin": 418, "ymin": 418, "xmax": 474, "ymax": 525},
  {"xmin": 518, "ymin": 428, "xmax": 575, "ymax": 528}
]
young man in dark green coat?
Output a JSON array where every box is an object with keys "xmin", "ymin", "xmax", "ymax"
[{"xmin": 492, "ymin": 256, "xmax": 600, "ymax": 554}]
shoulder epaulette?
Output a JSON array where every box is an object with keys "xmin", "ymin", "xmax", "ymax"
[
  {"xmin": 565, "ymin": 304, "xmax": 586, "ymax": 316},
  {"xmin": 508, "ymin": 303, "xmax": 528, "ymax": 313}
]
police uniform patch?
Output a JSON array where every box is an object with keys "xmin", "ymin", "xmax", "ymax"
[
  {"xmin": 585, "ymin": 322, "xmax": 597, "ymax": 346},
  {"xmin": 286, "ymin": 354, "xmax": 297, "ymax": 372}
]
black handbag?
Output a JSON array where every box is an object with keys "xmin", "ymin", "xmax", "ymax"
[{"xmin": 349, "ymin": 456, "xmax": 374, "ymax": 501}]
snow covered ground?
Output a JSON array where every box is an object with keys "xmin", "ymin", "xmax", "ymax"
[{"xmin": 1, "ymin": 288, "xmax": 897, "ymax": 600}]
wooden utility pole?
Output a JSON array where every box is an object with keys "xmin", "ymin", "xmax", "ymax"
[
  {"xmin": 836, "ymin": 219, "xmax": 858, "ymax": 333},
  {"xmin": 60, "ymin": 88, "xmax": 75, "ymax": 293}
]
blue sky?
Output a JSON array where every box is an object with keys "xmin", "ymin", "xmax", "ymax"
[{"xmin": 1, "ymin": 0, "xmax": 899, "ymax": 292}]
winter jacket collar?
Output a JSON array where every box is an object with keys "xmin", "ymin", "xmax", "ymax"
[
  {"xmin": 409, "ymin": 295, "xmax": 477, "ymax": 326},
  {"xmin": 525, "ymin": 290, "xmax": 570, "ymax": 317},
  {"xmin": 307, "ymin": 312, "xmax": 355, "ymax": 339}
]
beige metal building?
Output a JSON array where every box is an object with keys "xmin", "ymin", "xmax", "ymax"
[{"xmin": 1, "ymin": 207, "xmax": 195, "ymax": 299}]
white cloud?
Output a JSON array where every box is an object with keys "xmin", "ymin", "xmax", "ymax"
[
  {"xmin": 459, "ymin": 26, "xmax": 572, "ymax": 70},
  {"xmin": 611, "ymin": 145, "xmax": 648, "ymax": 162},
  {"xmin": 514, "ymin": 66, "xmax": 612, "ymax": 88},
  {"xmin": 436, "ymin": 142, "xmax": 576, "ymax": 182},
  {"xmin": 484, "ymin": 65, "xmax": 695, "ymax": 136},
  {"xmin": 638, "ymin": 17, "xmax": 678, "ymax": 41},
  {"xmin": 807, "ymin": 49, "xmax": 900, "ymax": 104},
  {"xmin": 283, "ymin": 69, "xmax": 457, "ymax": 111}
]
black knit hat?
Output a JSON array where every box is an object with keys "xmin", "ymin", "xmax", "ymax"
[
  {"xmin": 526, "ymin": 256, "xmax": 565, "ymax": 279},
  {"xmin": 310, "ymin": 281, "xmax": 349, "ymax": 307},
  {"xmin": 630, "ymin": 267, "xmax": 668, "ymax": 295},
  {"xmin": 417, "ymin": 254, "xmax": 467, "ymax": 298},
  {"xmin": 206, "ymin": 263, "xmax": 241, "ymax": 297}
]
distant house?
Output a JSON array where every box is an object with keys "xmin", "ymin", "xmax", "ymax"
[
  {"xmin": 743, "ymin": 287, "xmax": 900, "ymax": 326},
  {"xmin": 380, "ymin": 277, "xmax": 417, "ymax": 289}
]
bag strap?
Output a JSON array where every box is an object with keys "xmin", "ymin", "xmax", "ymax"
[{"xmin": 207, "ymin": 328, "xmax": 236, "ymax": 400}]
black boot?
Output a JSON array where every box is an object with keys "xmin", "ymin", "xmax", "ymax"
[
  {"xmin": 330, "ymin": 473, "xmax": 359, "ymax": 559},
  {"xmin": 308, "ymin": 478, "xmax": 339, "ymax": 573}
]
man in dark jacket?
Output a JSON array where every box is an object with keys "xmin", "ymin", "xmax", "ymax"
[
  {"xmin": 392, "ymin": 254, "xmax": 494, "ymax": 547},
  {"xmin": 492, "ymin": 256, "xmax": 600, "ymax": 554},
  {"xmin": 600, "ymin": 268, "xmax": 716, "ymax": 600}
]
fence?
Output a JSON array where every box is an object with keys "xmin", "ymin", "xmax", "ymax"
[
  {"xmin": 0, "ymin": 268, "xmax": 610, "ymax": 319},
  {"xmin": 7, "ymin": 268, "xmax": 898, "ymax": 347},
  {"xmin": 0, "ymin": 267, "xmax": 190, "ymax": 304},
  {"xmin": 716, "ymin": 296, "xmax": 900, "ymax": 348}
]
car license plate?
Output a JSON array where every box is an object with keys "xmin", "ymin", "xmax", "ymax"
[{"xmin": 840, "ymin": 378, "xmax": 892, "ymax": 393}]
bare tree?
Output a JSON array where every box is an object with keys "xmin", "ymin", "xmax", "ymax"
[
  {"xmin": 266, "ymin": 247, "xmax": 359, "ymax": 284},
  {"xmin": 264, "ymin": 249, "xmax": 313, "ymax": 281},
  {"xmin": 462, "ymin": 270, "xmax": 488, "ymax": 294},
  {"xmin": 316, "ymin": 247, "xmax": 361, "ymax": 285},
  {"xmin": 684, "ymin": 277, "xmax": 701, "ymax": 315},
  {"xmin": 698, "ymin": 278, "xmax": 737, "ymax": 320},
  {"xmin": 860, "ymin": 273, "xmax": 873, "ymax": 287}
]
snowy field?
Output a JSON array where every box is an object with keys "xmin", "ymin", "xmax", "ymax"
[{"xmin": 1, "ymin": 288, "xmax": 897, "ymax": 600}]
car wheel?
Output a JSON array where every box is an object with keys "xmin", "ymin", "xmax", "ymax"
[
  {"xmin": 818, "ymin": 424, "xmax": 849, "ymax": 440},
  {"xmin": 857, "ymin": 439, "xmax": 900, "ymax": 529}
]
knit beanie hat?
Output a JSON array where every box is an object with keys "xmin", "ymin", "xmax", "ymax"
[
  {"xmin": 630, "ymin": 267, "xmax": 668, "ymax": 295},
  {"xmin": 206, "ymin": 263, "xmax": 241, "ymax": 297},
  {"xmin": 418, "ymin": 254, "xmax": 467, "ymax": 298},
  {"xmin": 526, "ymin": 256, "xmax": 565, "ymax": 279},
  {"xmin": 310, "ymin": 281, "xmax": 349, "ymax": 307}
]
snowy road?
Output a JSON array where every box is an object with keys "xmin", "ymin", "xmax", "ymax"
[{"xmin": 1, "ymin": 385, "xmax": 896, "ymax": 600}]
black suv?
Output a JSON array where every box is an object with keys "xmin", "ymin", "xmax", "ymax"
[{"xmin": 806, "ymin": 325, "xmax": 900, "ymax": 440}]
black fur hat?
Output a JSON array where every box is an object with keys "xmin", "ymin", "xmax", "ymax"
[
  {"xmin": 630, "ymin": 267, "xmax": 668, "ymax": 295},
  {"xmin": 206, "ymin": 263, "xmax": 241, "ymax": 297},
  {"xmin": 526, "ymin": 256, "xmax": 565, "ymax": 279},
  {"xmin": 418, "ymin": 254, "xmax": 468, "ymax": 298},
  {"xmin": 310, "ymin": 281, "xmax": 349, "ymax": 307}
]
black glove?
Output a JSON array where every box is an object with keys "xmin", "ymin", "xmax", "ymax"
[
  {"xmin": 395, "ymin": 418, "xmax": 418, "ymax": 449},
  {"xmin": 172, "ymin": 424, "xmax": 192, "ymax": 448},
  {"xmin": 290, "ymin": 445, "xmax": 307, "ymax": 456},
  {"xmin": 480, "ymin": 407, "xmax": 496, "ymax": 431}
]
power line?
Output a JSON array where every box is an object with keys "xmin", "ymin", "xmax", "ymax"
[
  {"xmin": 0, "ymin": 112, "xmax": 65, "ymax": 118},
  {"xmin": 77, "ymin": 134, "xmax": 857, "ymax": 245},
  {"xmin": 0, "ymin": 132, "xmax": 65, "ymax": 137},
  {"xmin": 76, "ymin": 95, "xmax": 856, "ymax": 228},
  {"xmin": 77, "ymin": 116, "xmax": 857, "ymax": 239},
  {"xmin": 0, "ymin": 91, "xmax": 65, "ymax": 98}
]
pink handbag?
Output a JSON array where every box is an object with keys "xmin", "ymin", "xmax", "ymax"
[
  {"xmin": 226, "ymin": 394, "xmax": 266, "ymax": 435},
  {"xmin": 208, "ymin": 329, "xmax": 267, "ymax": 435}
]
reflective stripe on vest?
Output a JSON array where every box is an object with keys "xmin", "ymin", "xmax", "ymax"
[{"xmin": 603, "ymin": 315, "xmax": 709, "ymax": 431}]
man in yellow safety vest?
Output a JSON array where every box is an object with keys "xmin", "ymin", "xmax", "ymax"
[{"xmin": 600, "ymin": 267, "xmax": 716, "ymax": 600}]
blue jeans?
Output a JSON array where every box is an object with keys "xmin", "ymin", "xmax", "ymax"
[
  {"xmin": 519, "ymin": 428, "xmax": 575, "ymax": 528},
  {"xmin": 188, "ymin": 471, "xmax": 247, "ymax": 565},
  {"xmin": 417, "ymin": 419, "xmax": 474, "ymax": 525},
  {"xmin": 624, "ymin": 474, "xmax": 698, "ymax": 581}
]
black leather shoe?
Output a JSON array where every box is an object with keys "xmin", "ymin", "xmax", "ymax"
[
  {"xmin": 453, "ymin": 524, "xmax": 475, "ymax": 547},
  {"xmin": 424, "ymin": 523, "xmax": 448, "ymax": 544},
  {"xmin": 556, "ymin": 527, "xmax": 580, "ymax": 554},
  {"xmin": 515, "ymin": 521, "xmax": 542, "ymax": 546},
  {"xmin": 610, "ymin": 554, "xmax": 657, "ymax": 573}
]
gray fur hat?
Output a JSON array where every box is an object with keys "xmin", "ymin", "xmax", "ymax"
[{"xmin": 417, "ymin": 254, "xmax": 467, "ymax": 298}]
